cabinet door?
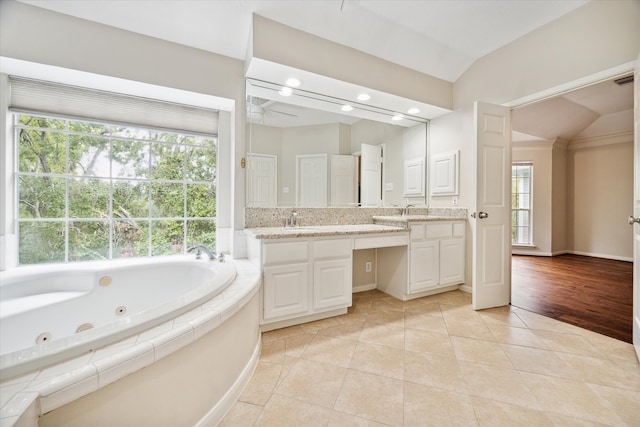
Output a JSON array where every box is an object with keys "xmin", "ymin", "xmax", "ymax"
[
  {"xmin": 313, "ymin": 258, "xmax": 352, "ymax": 310},
  {"xmin": 409, "ymin": 240, "xmax": 439, "ymax": 292},
  {"xmin": 263, "ymin": 263, "xmax": 309, "ymax": 320},
  {"xmin": 440, "ymin": 238, "xmax": 465, "ymax": 285}
]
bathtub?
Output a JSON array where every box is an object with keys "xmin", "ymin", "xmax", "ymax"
[
  {"xmin": 0, "ymin": 256, "xmax": 237, "ymax": 380},
  {"xmin": 1, "ymin": 257, "xmax": 262, "ymax": 427}
]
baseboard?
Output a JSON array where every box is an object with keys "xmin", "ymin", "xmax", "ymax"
[
  {"xmin": 568, "ymin": 250, "xmax": 632, "ymax": 263},
  {"xmin": 260, "ymin": 308, "xmax": 348, "ymax": 332},
  {"xmin": 512, "ymin": 249, "xmax": 553, "ymax": 256},
  {"xmin": 195, "ymin": 338, "xmax": 261, "ymax": 427},
  {"xmin": 457, "ymin": 284, "xmax": 472, "ymax": 294},
  {"xmin": 352, "ymin": 283, "xmax": 377, "ymax": 293}
]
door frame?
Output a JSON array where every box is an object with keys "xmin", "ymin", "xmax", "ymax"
[{"xmin": 504, "ymin": 62, "xmax": 637, "ymax": 357}]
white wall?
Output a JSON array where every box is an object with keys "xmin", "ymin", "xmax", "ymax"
[
  {"xmin": 430, "ymin": 1, "xmax": 639, "ymax": 281},
  {"xmin": 551, "ymin": 142, "xmax": 568, "ymax": 254},
  {"xmin": 567, "ymin": 138, "xmax": 633, "ymax": 261},
  {"xmin": 280, "ymin": 123, "xmax": 342, "ymax": 206},
  {"xmin": 0, "ymin": 0, "xmax": 249, "ymax": 256},
  {"xmin": 251, "ymin": 15, "xmax": 453, "ymax": 111}
]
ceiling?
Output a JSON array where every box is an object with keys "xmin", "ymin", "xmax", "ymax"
[
  {"xmin": 512, "ymin": 76, "xmax": 634, "ymax": 143},
  {"xmin": 19, "ymin": 0, "xmax": 588, "ymax": 83},
  {"xmin": 18, "ymin": 0, "xmax": 632, "ymax": 141}
]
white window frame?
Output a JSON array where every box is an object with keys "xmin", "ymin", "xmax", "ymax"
[
  {"xmin": 15, "ymin": 113, "xmax": 218, "ymax": 264},
  {"xmin": 512, "ymin": 162, "xmax": 533, "ymax": 246},
  {"xmin": 0, "ymin": 59, "xmax": 235, "ymax": 271}
]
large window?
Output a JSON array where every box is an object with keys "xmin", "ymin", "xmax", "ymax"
[
  {"xmin": 512, "ymin": 162, "xmax": 532, "ymax": 245},
  {"xmin": 16, "ymin": 113, "xmax": 217, "ymax": 264}
]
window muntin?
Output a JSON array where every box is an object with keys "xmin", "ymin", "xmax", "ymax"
[
  {"xmin": 16, "ymin": 113, "xmax": 217, "ymax": 265},
  {"xmin": 511, "ymin": 163, "xmax": 532, "ymax": 245}
]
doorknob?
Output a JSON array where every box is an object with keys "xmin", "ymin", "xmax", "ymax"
[
  {"xmin": 628, "ymin": 216, "xmax": 640, "ymax": 225},
  {"xmin": 471, "ymin": 212, "xmax": 489, "ymax": 219}
]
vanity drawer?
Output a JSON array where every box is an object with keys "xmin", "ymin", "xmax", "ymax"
[
  {"xmin": 453, "ymin": 222, "xmax": 465, "ymax": 237},
  {"xmin": 425, "ymin": 223, "xmax": 453, "ymax": 239},
  {"xmin": 409, "ymin": 223, "xmax": 426, "ymax": 240},
  {"xmin": 314, "ymin": 239, "xmax": 352, "ymax": 259},
  {"xmin": 263, "ymin": 241, "xmax": 309, "ymax": 265}
]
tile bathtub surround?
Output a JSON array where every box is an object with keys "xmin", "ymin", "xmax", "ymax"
[
  {"xmin": 244, "ymin": 207, "xmax": 467, "ymax": 228},
  {"xmin": 220, "ymin": 290, "xmax": 640, "ymax": 427}
]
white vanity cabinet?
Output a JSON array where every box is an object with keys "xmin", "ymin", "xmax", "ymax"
[
  {"xmin": 262, "ymin": 241, "xmax": 310, "ymax": 321},
  {"xmin": 312, "ymin": 239, "xmax": 352, "ymax": 310},
  {"xmin": 408, "ymin": 221, "xmax": 465, "ymax": 293},
  {"xmin": 253, "ymin": 236, "xmax": 354, "ymax": 329}
]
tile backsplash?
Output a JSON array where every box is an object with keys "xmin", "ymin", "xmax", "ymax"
[{"xmin": 245, "ymin": 207, "xmax": 467, "ymax": 228}]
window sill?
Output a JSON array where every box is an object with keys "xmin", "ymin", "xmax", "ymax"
[{"xmin": 512, "ymin": 244, "xmax": 536, "ymax": 248}]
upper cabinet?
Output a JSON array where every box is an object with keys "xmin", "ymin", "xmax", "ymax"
[{"xmin": 430, "ymin": 150, "xmax": 459, "ymax": 196}]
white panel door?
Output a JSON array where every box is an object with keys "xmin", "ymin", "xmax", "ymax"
[
  {"xmin": 330, "ymin": 155, "xmax": 357, "ymax": 206},
  {"xmin": 633, "ymin": 54, "xmax": 640, "ymax": 361},
  {"xmin": 360, "ymin": 144, "xmax": 382, "ymax": 207},
  {"xmin": 472, "ymin": 101, "xmax": 512, "ymax": 310},
  {"xmin": 313, "ymin": 258, "xmax": 352, "ymax": 310},
  {"xmin": 246, "ymin": 153, "xmax": 276, "ymax": 207},
  {"xmin": 296, "ymin": 154, "xmax": 327, "ymax": 207}
]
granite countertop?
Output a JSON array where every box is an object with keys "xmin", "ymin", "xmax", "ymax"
[
  {"xmin": 373, "ymin": 215, "xmax": 468, "ymax": 227},
  {"xmin": 245, "ymin": 224, "xmax": 407, "ymax": 239}
]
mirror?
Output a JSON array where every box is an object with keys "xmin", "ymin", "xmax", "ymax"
[{"xmin": 246, "ymin": 79, "xmax": 428, "ymax": 208}]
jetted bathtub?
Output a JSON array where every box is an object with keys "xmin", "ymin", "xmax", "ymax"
[{"xmin": 0, "ymin": 255, "xmax": 237, "ymax": 380}]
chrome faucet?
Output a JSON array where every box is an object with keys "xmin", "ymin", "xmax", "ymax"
[
  {"xmin": 402, "ymin": 201, "xmax": 415, "ymax": 216},
  {"xmin": 285, "ymin": 209, "xmax": 298, "ymax": 227},
  {"xmin": 187, "ymin": 245, "xmax": 217, "ymax": 260}
]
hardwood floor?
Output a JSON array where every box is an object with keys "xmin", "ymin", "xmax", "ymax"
[{"xmin": 511, "ymin": 254, "xmax": 633, "ymax": 343}]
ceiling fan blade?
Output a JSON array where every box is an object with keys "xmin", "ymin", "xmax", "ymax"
[{"xmin": 269, "ymin": 109, "xmax": 298, "ymax": 117}]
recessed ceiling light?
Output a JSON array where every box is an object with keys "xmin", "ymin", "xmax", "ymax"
[
  {"xmin": 408, "ymin": 107, "xmax": 420, "ymax": 114},
  {"xmin": 341, "ymin": 105, "xmax": 353, "ymax": 112},
  {"xmin": 392, "ymin": 114, "xmax": 403, "ymax": 121},
  {"xmin": 286, "ymin": 78, "xmax": 301, "ymax": 87},
  {"xmin": 278, "ymin": 87, "xmax": 293, "ymax": 97},
  {"xmin": 357, "ymin": 93, "xmax": 370, "ymax": 101}
]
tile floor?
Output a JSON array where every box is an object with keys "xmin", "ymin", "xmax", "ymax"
[{"xmin": 220, "ymin": 290, "xmax": 640, "ymax": 426}]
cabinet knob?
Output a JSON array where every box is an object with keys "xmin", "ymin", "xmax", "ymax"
[{"xmin": 628, "ymin": 215, "xmax": 640, "ymax": 225}]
